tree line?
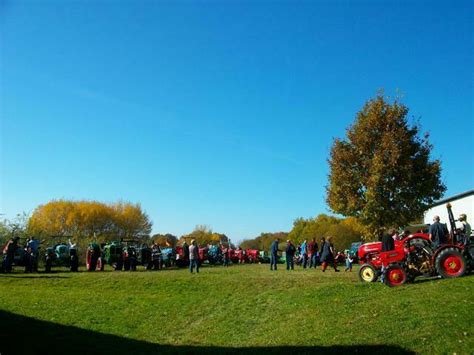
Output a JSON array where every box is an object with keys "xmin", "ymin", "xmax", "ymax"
[
  {"xmin": 150, "ymin": 225, "xmax": 230, "ymax": 249},
  {"xmin": 240, "ymin": 214, "xmax": 368, "ymax": 251}
]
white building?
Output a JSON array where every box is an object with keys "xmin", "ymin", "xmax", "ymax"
[{"xmin": 424, "ymin": 190, "xmax": 474, "ymax": 234}]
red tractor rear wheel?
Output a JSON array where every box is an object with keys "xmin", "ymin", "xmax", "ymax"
[
  {"xmin": 435, "ymin": 248, "xmax": 466, "ymax": 278},
  {"xmin": 384, "ymin": 264, "xmax": 407, "ymax": 287}
]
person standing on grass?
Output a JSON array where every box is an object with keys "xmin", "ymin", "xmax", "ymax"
[
  {"xmin": 307, "ymin": 238, "xmax": 314, "ymax": 268},
  {"xmin": 270, "ymin": 238, "xmax": 280, "ymax": 271},
  {"xmin": 2, "ymin": 236, "xmax": 19, "ymax": 273},
  {"xmin": 319, "ymin": 237, "xmax": 325, "ymax": 260},
  {"xmin": 285, "ymin": 240, "xmax": 296, "ymax": 270},
  {"xmin": 300, "ymin": 239, "xmax": 308, "ymax": 269},
  {"xmin": 223, "ymin": 244, "xmax": 230, "ymax": 267},
  {"xmin": 309, "ymin": 238, "xmax": 319, "ymax": 269},
  {"xmin": 189, "ymin": 239, "xmax": 199, "ymax": 273},
  {"xmin": 320, "ymin": 236, "xmax": 340, "ymax": 272}
]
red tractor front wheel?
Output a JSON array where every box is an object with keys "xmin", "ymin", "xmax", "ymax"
[
  {"xmin": 435, "ymin": 248, "xmax": 466, "ymax": 278},
  {"xmin": 384, "ymin": 264, "xmax": 407, "ymax": 287},
  {"xmin": 358, "ymin": 264, "xmax": 378, "ymax": 283}
]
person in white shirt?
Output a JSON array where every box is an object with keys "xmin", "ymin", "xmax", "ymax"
[{"xmin": 188, "ymin": 239, "xmax": 200, "ymax": 273}]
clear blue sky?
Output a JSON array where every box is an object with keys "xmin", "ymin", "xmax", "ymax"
[{"xmin": 1, "ymin": 0, "xmax": 473, "ymax": 242}]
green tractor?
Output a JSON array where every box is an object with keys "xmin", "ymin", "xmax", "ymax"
[
  {"xmin": 258, "ymin": 251, "xmax": 270, "ymax": 263},
  {"xmin": 102, "ymin": 240, "xmax": 125, "ymax": 270},
  {"xmin": 44, "ymin": 239, "xmax": 78, "ymax": 272},
  {"xmin": 88, "ymin": 240, "xmax": 152, "ymax": 271}
]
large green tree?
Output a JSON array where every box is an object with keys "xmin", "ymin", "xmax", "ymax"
[{"xmin": 326, "ymin": 94, "xmax": 445, "ymax": 235}]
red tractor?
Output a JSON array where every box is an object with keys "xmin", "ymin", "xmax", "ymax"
[
  {"xmin": 175, "ymin": 245, "xmax": 189, "ymax": 267},
  {"xmin": 246, "ymin": 249, "xmax": 260, "ymax": 263},
  {"xmin": 175, "ymin": 245, "xmax": 208, "ymax": 267},
  {"xmin": 231, "ymin": 248, "xmax": 248, "ymax": 264},
  {"xmin": 358, "ymin": 233, "xmax": 468, "ymax": 286},
  {"xmin": 198, "ymin": 247, "xmax": 208, "ymax": 263},
  {"xmin": 358, "ymin": 204, "xmax": 473, "ymax": 286}
]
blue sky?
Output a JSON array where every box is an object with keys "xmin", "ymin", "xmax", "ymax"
[{"xmin": 1, "ymin": 0, "xmax": 473, "ymax": 242}]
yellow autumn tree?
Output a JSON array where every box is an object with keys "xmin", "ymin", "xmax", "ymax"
[
  {"xmin": 28, "ymin": 199, "xmax": 152, "ymax": 241},
  {"xmin": 180, "ymin": 225, "xmax": 228, "ymax": 246}
]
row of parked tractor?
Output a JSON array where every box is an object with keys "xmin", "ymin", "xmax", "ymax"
[
  {"xmin": 84, "ymin": 241, "xmax": 267, "ymax": 271},
  {"xmin": 2, "ymin": 204, "xmax": 472, "ymax": 287},
  {"xmin": 0, "ymin": 236, "xmax": 282, "ymax": 273}
]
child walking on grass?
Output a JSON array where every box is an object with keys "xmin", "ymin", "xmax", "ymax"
[{"xmin": 345, "ymin": 253, "xmax": 353, "ymax": 272}]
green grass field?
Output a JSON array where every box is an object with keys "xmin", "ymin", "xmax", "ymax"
[{"xmin": 0, "ymin": 264, "xmax": 473, "ymax": 354}]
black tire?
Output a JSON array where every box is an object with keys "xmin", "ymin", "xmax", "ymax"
[
  {"xmin": 70, "ymin": 256, "xmax": 78, "ymax": 272},
  {"xmin": 383, "ymin": 264, "xmax": 407, "ymax": 287},
  {"xmin": 435, "ymin": 247, "xmax": 467, "ymax": 279},
  {"xmin": 131, "ymin": 259, "xmax": 137, "ymax": 271},
  {"xmin": 45, "ymin": 259, "xmax": 52, "ymax": 273},
  {"xmin": 358, "ymin": 263, "xmax": 378, "ymax": 283},
  {"xmin": 406, "ymin": 271, "xmax": 416, "ymax": 283},
  {"xmin": 466, "ymin": 244, "xmax": 474, "ymax": 272}
]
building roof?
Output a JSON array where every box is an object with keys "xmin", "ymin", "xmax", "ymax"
[{"xmin": 429, "ymin": 189, "xmax": 474, "ymax": 208}]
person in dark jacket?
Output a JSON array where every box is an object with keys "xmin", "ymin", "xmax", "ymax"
[
  {"xmin": 320, "ymin": 236, "xmax": 339, "ymax": 272},
  {"xmin": 285, "ymin": 240, "xmax": 296, "ymax": 270},
  {"xmin": 380, "ymin": 228, "xmax": 397, "ymax": 283},
  {"xmin": 309, "ymin": 238, "xmax": 319, "ymax": 269},
  {"xmin": 223, "ymin": 245, "xmax": 230, "ymax": 267},
  {"xmin": 151, "ymin": 242, "xmax": 162, "ymax": 270},
  {"xmin": 381, "ymin": 229, "xmax": 396, "ymax": 252},
  {"xmin": 2, "ymin": 237, "xmax": 19, "ymax": 273},
  {"xmin": 319, "ymin": 237, "xmax": 325, "ymax": 257},
  {"xmin": 183, "ymin": 241, "xmax": 190, "ymax": 261},
  {"xmin": 428, "ymin": 216, "xmax": 449, "ymax": 248},
  {"xmin": 269, "ymin": 239, "xmax": 280, "ymax": 271}
]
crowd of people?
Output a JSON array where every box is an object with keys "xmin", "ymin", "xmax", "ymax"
[{"xmin": 269, "ymin": 236, "xmax": 353, "ymax": 272}]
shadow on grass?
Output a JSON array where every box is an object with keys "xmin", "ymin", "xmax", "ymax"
[
  {"xmin": 0, "ymin": 310, "xmax": 414, "ymax": 355},
  {"xmin": 0, "ymin": 274, "xmax": 70, "ymax": 279},
  {"xmin": 412, "ymin": 272, "xmax": 474, "ymax": 285}
]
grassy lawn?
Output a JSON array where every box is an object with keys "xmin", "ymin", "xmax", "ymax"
[{"xmin": 0, "ymin": 264, "xmax": 472, "ymax": 354}]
